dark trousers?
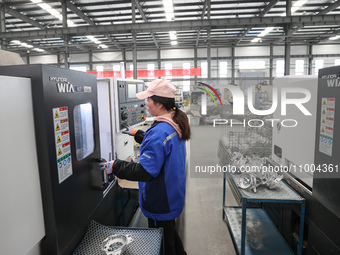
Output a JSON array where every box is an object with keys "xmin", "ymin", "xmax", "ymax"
[{"xmin": 148, "ymin": 218, "xmax": 187, "ymax": 255}]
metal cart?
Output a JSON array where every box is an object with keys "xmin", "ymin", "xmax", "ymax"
[{"xmin": 223, "ymin": 172, "xmax": 306, "ymax": 255}]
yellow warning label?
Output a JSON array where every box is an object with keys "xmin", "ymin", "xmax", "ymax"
[
  {"xmin": 322, "ymin": 118, "xmax": 326, "ymax": 124},
  {"xmin": 56, "ymin": 123, "xmax": 60, "ymax": 131},
  {"xmin": 55, "ymin": 111, "xmax": 59, "ymax": 119},
  {"xmin": 322, "ymin": 109, "xmax": 326, "ymax": 115},
  {"xmin": 57, "ymin": 136, "xmax": 61, "ymax": 143},
  {"xmin": 58, "ymin": 148, "xmax": 63, "ymax": 156},
  {"xmin": 323, "ymin": 100, "xmax": 326, "ymax": 105},
  {"xmin": 321, "ymin": 127, "xmax": 325, "ymax": 133}
]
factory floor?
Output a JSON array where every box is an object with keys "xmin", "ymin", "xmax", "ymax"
[
  {"xmin": 178, "ymin": 124, "xmax": 238, "ymax": 255},
  {"xmin": 129, "ymin": 124, "xmax": 238, "ymax": 254}
]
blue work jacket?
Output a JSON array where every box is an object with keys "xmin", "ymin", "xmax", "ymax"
[{"xmin": 138, "ymin": 121, "xmax": 186, "ymax": 221}]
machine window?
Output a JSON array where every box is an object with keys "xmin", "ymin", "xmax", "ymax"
[{"xmin": 74, "ymin": 103, "xmax": 95, "ymax": 160}]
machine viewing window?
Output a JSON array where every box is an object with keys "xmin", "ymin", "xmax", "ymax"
[
  {"xmin": 128, "ymin": 83, "xmax": 137, "ymax": 98},
  {"xmin": 74, "ymin": 103, "xmax": 95, "ymax": 161}
]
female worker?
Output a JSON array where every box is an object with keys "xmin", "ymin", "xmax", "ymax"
[{"xmin": 100, "ymin": 79, "xmax": 190, "ymax": 255}]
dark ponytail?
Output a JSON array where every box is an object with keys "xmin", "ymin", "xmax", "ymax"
[{"xmin": 150, "ymin": 95, "xmax": 191, "ymax": 140}]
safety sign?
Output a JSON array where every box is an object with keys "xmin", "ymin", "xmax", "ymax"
[
  {"xmin": 319, "ymin": 98, "xmax": 335, "ymax": 156},
  {"xmin": 53, "ymin": 107, "xmax": 73, "ymax": 183}
]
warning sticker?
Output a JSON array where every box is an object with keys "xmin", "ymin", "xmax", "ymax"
[
  {"xmin": 319, "ymin": 98, "xmax": 335, "ymax": 156},
  {"xmin": 53, "ymin": 107, "xmax": 73, "ymax": 183}
]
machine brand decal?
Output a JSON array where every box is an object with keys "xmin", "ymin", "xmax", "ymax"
[
  {"xmin": 319, "ymin": 98, "xmax": 335, "ymax": 156},
  {"xmin": 84, "ymin": 86, "xmax": 92, "ymax": 92},
  {"xmin": 73, "ymin": 85, "xmax": 92, "ymax": 93},
  {"xmin": 53, "ymin": 107, "xmax": 73, "ymax": 183},
  {"xmin": 322, "ymin": 74, "xmax": 340, "ymax": 88},
  {"xmin": 50, "ymin": 76, "xmax": 92, "ymax": 93},
  {"xmin": 50, "ymin": 76, "xmax": 67, "ymax": 82},
  {"xmin": 57, "ymin": 82, "xmax": 75, "ymax": 93}
]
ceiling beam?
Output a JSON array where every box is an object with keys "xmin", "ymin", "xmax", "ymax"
[
  {"xmin": 195, "ymin": 0, "xmax": 209, "ymax": 47},
  {"xmin": 237, "ymin": 0, "xmax": 280, "ymax": 44},
  {"xmin": 0, "ymin": 2, "xmax": 45, "ymax": 29},
  {"xmin": 1, "ymin": 15, "xmax": 340, "ymax": 40},
  {"xmin": 133, "ymin": 0, "xmax": 159, "ymax": 48},
  {"xmin": 318, "ymin": 1, "xmax": 340, "ymax": 15},
  {"xmin": 275, "ymin": 1, "xmax": 340, "ymax": 43},
  {"xmin": 62, "ymin": 0, "xmax": 122, "ymax": 50},
  {"xmin": 63, "ymin": 0, "xmax": 95, "ymax": 26}
]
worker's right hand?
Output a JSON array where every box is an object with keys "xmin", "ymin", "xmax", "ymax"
[
  {"xmin": 99, "ymin": 161, "xmax": 114, "ymax": 174},
  {"xmin": 122, "ymin": 126, "xmax": 137, "ymax": 136}
]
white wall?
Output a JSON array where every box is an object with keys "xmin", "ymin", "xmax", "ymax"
[
  {"xmin": 197, "ymin": 48, "xmax": 207, "ymax": 58},
  {"xmin": 313, "ymin": 44, "xmax": 340, "ymax": 55},
  {"xmin": 70, "ymin": 53, "xmax": 89, "ymax": 62},
  {"xmin": 273, "ymin": 45, "xmax": 285, "ymax": 56},
  {"xmin": 138, "ymin": 50, "xmax": 158, "ymax": 59},
  {"xmin": 161, "ymin": 49, "xmax": 194, "ymax": 59},
  {"xmin": 92, "ymin": 52, "xmax": 122, "ymax": 61},
  {"xmin": 30, "ymin": 55, "xmax": 57, "ymax": 64},
  {"xmin": 215, "ymin": 48, "xmax": 232, "ymax": 57},
  {"xmin": 291, "ymin": 45, "xmax": 308, "ymax": 55},
  {"xmin": 235, "ymin": 46, "xmax": 270, "ymax": 57}
]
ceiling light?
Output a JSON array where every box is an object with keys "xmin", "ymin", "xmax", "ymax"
[
  {"xmin": 171, "ymin": 41, "xmax": 178, "ymax": 45},
  {"xmin": 87, "ymin": 36, "xmax": 108, "ymax": 48},
  {"xmin": 169, "ymin": 31, "xmax": 177, "ymax": 40},
  {"xmin": 37, "ymin": 3, "xmax": 51, "ymax": 10},
  {"xmin": 251, "ymin": 38, "xmax": 261, "ymax": 43},
  {"xmin": 34, "ymin": 48, "xmax": 45, "ymax": 52},
  {"xmin": 21, "ymin": 43, "xmax": 33, "ymax": 48},
  {"xmin": 67, "ymin": 20, "xmax": 77, "ymax": 27},
  {"xmin": 329, "ymin": 35, "xmax": 340, "ymax": 41},
  {"xmin": 33, "ymin": 1, "xmax": 77, "ymax": 27},
  {"xmin": 163, "ymin": 0, "xmax": 174, "ymax": 21},
  {"xmin": 46, "ymin": 8, "xmax": 60, "ymax": 17},
  {"xmin": 281, "ymin": 0, "xmax": 308, "ymax": 16},
  {"xmin": 258, "ymin": 27, "xmax": 274, "ymax": 37},
  {"xmin": 11, "ymin": 40, "xmax": 44, "ymax": 52}
]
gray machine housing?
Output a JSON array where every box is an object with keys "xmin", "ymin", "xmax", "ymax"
[
  {"xmin": 0, "ymin": 65, "xmax": 123, "ymax": 255},
  {"xmin": 267, "ymin": 70, "xmax": 340, "ymax": 254}
]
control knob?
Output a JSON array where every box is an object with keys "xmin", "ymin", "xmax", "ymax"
[{"xmin": 121, "ymin": 111, "xmax": 128, "ymax": 120}]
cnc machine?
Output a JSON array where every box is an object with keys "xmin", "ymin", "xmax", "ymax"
[{"xmin": 0, "ymin": 65, "xmax": 120, "ymax": 255}]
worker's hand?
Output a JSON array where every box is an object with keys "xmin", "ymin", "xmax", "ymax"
[
  {"xmin": 122, "ymin": 126, "xmax": 137, "ymax": 136},
  {"xmin": 99, "ymin": 161, "xmax": 114, "ymax": 174}
]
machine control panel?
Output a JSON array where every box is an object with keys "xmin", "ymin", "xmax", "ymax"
[
  {"xmin": 119, "ymin": 102, "xmax": 146, "ymax": 128},
  {"xmin": 116, "ymin": 79, "xmax": 146, "ymax": 129}
]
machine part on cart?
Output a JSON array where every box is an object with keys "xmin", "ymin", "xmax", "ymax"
[
  {"xmin": 265, "ymin": 173, "xmax": 284, "ymax": 189},
  {"xmin": 238, "ymin": 171, "xmax": 283, "ymax": 193},
  {"xmin": 101, "ymin": 234, "xmax": 133, "ymax": 255}
]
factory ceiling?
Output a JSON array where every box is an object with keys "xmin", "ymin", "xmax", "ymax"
[{"xmin": 0, "ymin": 0, "xmax": 340, "ymax": 56}]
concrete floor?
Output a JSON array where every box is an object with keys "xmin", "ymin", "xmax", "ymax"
[{"xmin": 177, "ymin": 125, "xmax": 238, "ymax": 255}]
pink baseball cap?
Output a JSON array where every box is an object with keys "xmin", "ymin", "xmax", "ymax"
[{"xmin": 136, "ymin": 79, "xmax": 176, "ymax": 99}]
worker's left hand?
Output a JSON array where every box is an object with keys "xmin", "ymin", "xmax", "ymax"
[
  {"xmin": 122, "ymin": 126, "xmax": 137, "ymax": 136},
  {"xmin": 99, "ymin": 161, "xmax": 114, "ymax": 174}
]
